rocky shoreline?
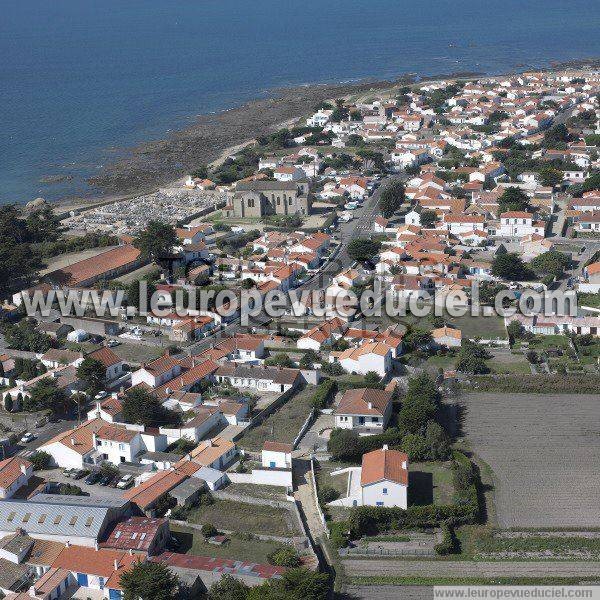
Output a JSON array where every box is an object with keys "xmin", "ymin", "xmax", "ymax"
[{"xmin": 85, "ymin": 78, "xmax": 404, "ymax": 198}]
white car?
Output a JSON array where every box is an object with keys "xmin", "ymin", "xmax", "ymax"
[
  {"xmin": 107, "ymin": 339, "xmax": 121, "ymax": 348},
  {"xmin": 94, "ymin": 391, "xmax": 108, "ymax": 401},
  {"xmin": 116, "ymin": 474, "xmax": 134, "ymax": 489},
  {"xmin": 20, "ymin": 432, "xmax": 35, "ymax": 444}
]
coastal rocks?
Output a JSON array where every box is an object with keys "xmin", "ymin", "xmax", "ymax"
[
  {"xmin": 87, "ymin": 79, "xmax": 402, "ymax": 196},
  {"xmin": 39, "ymin": 174, "xmax": 73, "ymax": 185}
]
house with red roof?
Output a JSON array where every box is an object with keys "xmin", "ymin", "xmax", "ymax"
[
  {"xmin": 333, "ymin": 388, "xmax": 393, "ymax": 431},
  {"xmin": 0, "ymin": 457, "xmax": 33, "ymax": 499},
  {"xmin": 328, "ymin": 446, "xmax": 408, "ymax": 508}
]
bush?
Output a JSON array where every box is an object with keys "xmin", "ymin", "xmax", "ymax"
[
  {"xmin": 435, "ymin": 521, "xmax": 460, "ymax": 555},
  {"xmin": 201, "ymin": 523, "xmax": 218, "ymax": 538},
  {"xmin": 312, "ymin": 379, "xmax": 337, "ymax": 410},
  {"xmin": 267, "ymin": 545, "xmax": 301, "ymax": 567},
  {"xmin": 328, "ymin": 521, "xmax": 350, "ymax": 548},
  {"xmin": 317, "ymin": 485, "xmax": 340, "ymax": 505}
]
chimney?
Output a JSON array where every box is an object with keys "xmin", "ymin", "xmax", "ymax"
[
  {"xmin": 70, "ymin": 438, "xmax": 76, "ymax": 446},
  {"xmin": 65, "ymin": 541, "xmax": 70, "ymax": 548},
  {"xmin": 20, "ymin": 464, "xmax": 27, "ymax": 475},
  {"xmin": 129, "ymin": 548, "xmax": 133, "ymax": 555},
  {"xmin": 382, "ymin": 444, "xmax": 388, "ymax": 451},
  {"xmin": 94, "ymin": 541, "xmax": 99, "ymax": 551},
  {"xmin": 114, "ymin": 559, "xmax": 119, "ymax": 571},
  {"xmin": 367, "ymin": 402, "xmax": 372, "ymax": 409}
]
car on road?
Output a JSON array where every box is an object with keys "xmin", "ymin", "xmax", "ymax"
[
  {"xmin": 84, "ymin": 472, "xmax": 101, "ymax": 485},
  {"xmin": 20, "ymin": 432, "xmax": 36, "ymax": 444},
  {"xmin": 94, "ymin": 391, "xmax": 109, "ymax": 401},
  {"xmin": 116, "ymin": 474, "xmax": 134, "ymax": 489},
  {"xmin": 107, "ymin": 339, "xmax": 121, "ymax": 347}
]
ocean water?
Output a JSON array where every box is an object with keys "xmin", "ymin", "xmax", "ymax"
[{"xmin": 1, "ymin": 0, "xmax": 599, "ymax": 205}]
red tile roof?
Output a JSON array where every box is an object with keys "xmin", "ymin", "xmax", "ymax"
[{"xmin": 361, "ymin": 447, "xmax": 408, "ymax": 486}]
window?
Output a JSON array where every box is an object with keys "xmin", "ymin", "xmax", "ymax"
[
  {"xmin": 22, "ymin": 512, "xmax": 31, "ymax": 523},
  {"xmin": 376, "ymin": 501, "xmax": 384, "ymax": 506},
  {"xmin": 270, "ymin": 461, "xmax": 276, "ymax": 468},
  {"xmin": 288, "ymin": 197, "xmax": 293, "ymax": 205},
  {"xmin": 382, "ymin": 488, "xmax": 388, "ymax": 495},
  {"xmin": 119, "ymin": 443, "xmax": 125, "ymax": 451},
  {"xmin": 120, "ymin": 456, "xmax": 126, "ymax": 463}
]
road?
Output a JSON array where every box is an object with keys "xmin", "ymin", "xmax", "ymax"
[
  {"xmin": 186, "ymin": 177, "xmax": 395, "ymax": 354},
  {"xmin": 12, "ymin": 417, "xmax": 79, "ymax": 459},
  {"xmin": 342, "ymin": 558, "xmax": 600, "ymax": 578}
]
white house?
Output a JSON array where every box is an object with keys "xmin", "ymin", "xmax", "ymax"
[
  {"xmin": 261, "ymin": 441, "xmax": 293, "ymax": 469},
  {"xmin": 431, "ymin": 326, "xmax": 462, "ymax": 348},
  {"xmin": 0, "ymin": 457, "xmax": 33, "ymax": 499},
  {"xmin": 499, "ymin": 211, "xmax": 545, "ymax": 237},
  {"xmin": 333, "ymin": 342, "xmax": 393, "ymax": 377},
  {"xmin": 328, "ymin": 446, "xmax": 408, "ymax": 508},
  {"xmin": 86, "ymin": 346, "xmax": 127, "ymax": 383},
  {"xmin": 273, "ymin": 166, "xmax": 305, "ymax": 182},
  {"xmin": 130, "ymin": 353, "xmax": 182, "ymax": 388},
  {"xmin": 333, "ymin": 388, "xmax": 393, "ymax": 431}
]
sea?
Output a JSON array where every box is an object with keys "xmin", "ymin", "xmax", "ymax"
[{"xmin": 1, "ymin": 0, "xmax": 600, "ymax": 205}]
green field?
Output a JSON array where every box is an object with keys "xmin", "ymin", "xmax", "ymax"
[
  {"xmin": 186, "ymin": 498, "xmax": 299, "ymax": 537},
  {"xmin": 170, "ymin": 524, "xmax": 287, "ymax": 563}
]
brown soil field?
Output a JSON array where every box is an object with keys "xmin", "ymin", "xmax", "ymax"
[{"xmin": 461, "ymin": 393, "xmax": 600, "ymax": 528}]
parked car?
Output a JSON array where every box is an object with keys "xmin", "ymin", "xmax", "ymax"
[
  {"xmin": 107, "ymin": 339, "xmax": 121, "ymax": 347},
  {"xmin": 116, "ymin": 474, "xmax": 134, "ymax": 489},
  {"xmin": 84, "ymin": 472, "xmax": 101, "ymax": 485},
  {"xmin": 71, "ymin": 469, "xmax": 88, "ymax": 480},
  {"xmin": 20, "ymin": 432, "xmax": 36, "ymax": 444},
  {"xmin": 94, "ymin": 391, "xmax": 108, "ymax": 401},
  {"xmin": 62, "ymin": 468, "xmax": 75, "ymax": 478},
  {"xmin": 99, "ymin": 474, "xmax": 114, "ymax": 486}
]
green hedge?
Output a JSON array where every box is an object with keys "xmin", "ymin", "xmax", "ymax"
[
  {"xmin": 434, "ymin": 521, "xmax": 459, "ymax": 555},
  {"xmin": 312, "ymin": 379, "xmax": 338, "ymax": 410}
]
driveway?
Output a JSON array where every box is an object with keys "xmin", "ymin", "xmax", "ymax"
[
  {"xmin": 296, "ymin": 412, "xmax": 333, "ymax": 454},
  {"xmin": 36, "ymin": 468, "xmax": 127, "ymax": 500}
]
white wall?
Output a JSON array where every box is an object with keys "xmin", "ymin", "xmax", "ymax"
[{"xmin": 362, "ymin": 480, "xmax": 407, "ymax": 508}]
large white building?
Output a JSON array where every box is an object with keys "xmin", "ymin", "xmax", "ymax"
[{"xmin": 498, "ymin": 211, "xmax": 545, "ymax": 237}]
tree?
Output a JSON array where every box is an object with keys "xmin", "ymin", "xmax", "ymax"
[
  {"xmin": 3, "ymin": 320, "xmax": 52, "ymax": 353},
  {"xmin": 420, "ymin": 209, "xmax": 437, "ymax": 228},
  {"xmin": 530, "ymin": 250, "xmax": 570, "ymax": 279},
  {"xmin": 29, "ymin": 450, "xmax": 52, "ymax": 471},
  {"xmin": 208, "ymin": 575, "xmax": 249, "ymax": 600},
  {"xmin": 402, "ymin": 328, "xmax": 433, "ymax": 352},
  {"xmin": 76, "ymin": 357, "xmax": 106, "ymax": 396},
  {"xmin": 4, "ymin": 393, "xmax": 13, "ymax": 412},
  {"xmin": 122, "ymin": 388, "xmax": 181, "ymax": 428},
  {"xmin": 267, "ymin": 546, "xmax": 301, "ymax": 567},
  {"xmin": 264, "ymin": 353, "xmax": 294, "ymax": 368},
  {"xmin": 491, "ymin": 252, "xmax": 532, "ymax": 281},
  {"xmin": 425, "ymin": 420, "xmax": 451, "ymax": 460},
  {"xmin": 498, "ymin": 187, "xmax": 530, "ymax": 213},
  {"xmin": 363, "ymin": 371, "xmax": 383, "ymax": 389},
  {"xmin": 190, "ymin": 164, "xmax": 209, "ymax": 179},
  {"xmin": 120, "ymin": 560, "xmax": 179, "ymax": 600},
  {"xmin": 398, "ymin": 373, "xmax": 440, "ymax": 433},
  {"xmin": 542, "ymin": 123, "xmax": 571, "ymax": 149},
  {"xmin": 24, "ymin": 379, "xmax": 66, "ymax": 415},
  {"xmin": 25, "ymin": 204, "xmax": 63, "ymax": 243},
  {"xmin": 401, "ymin": 433, "xmax": 430, "ymax": 460},
  {"xmin": 133, "ymin": 221, "xmax": 178, "ymax": 261},
  {"xmin": 379, "ymin": 180, "xmax": 405, "ymax": 218},
  {"xmin": 456, "ymin": 352, "xmax": 489, "ymax": 374},
  {"xmin": 538, "ymin": 166, "xmax": 563, "ymax": 188},
  {"xmin": 356, "ymin": 149, "xmax": 384, "ymax": 172},
  {"xmin": 328, "ymin": 429, "xmax": 362, "ymax": 461},
  {"xmin": 506, "ymin": 320, "xmax": 524, "ymax": 342},
  {"xmin": 299, "ymin": 350, "xmax": 319, "ymax": 369},
  {"xmin": 347, "ymin": 238, "xmax": 381, "ymax": 263},
  {"xmin": 248, "ymin": 568, "xmax": 329, "ymax": 600}
]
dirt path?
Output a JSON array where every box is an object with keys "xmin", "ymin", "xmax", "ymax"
[
  {"xmin": 343, "ymin": 559, "xmax": 600, "ymax": 577},
  {"xmin": 293, "ymin": 458, "xmax": 328, "ymax": 541}
]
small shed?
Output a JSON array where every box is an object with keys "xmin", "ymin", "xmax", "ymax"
[{"xmin": 170, "ymin": 478, "xmax": 206, "ymax": 507}]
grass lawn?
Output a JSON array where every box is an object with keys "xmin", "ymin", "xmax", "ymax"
[
  {"xmin": 170, "ymin": 524, "xmax": 286, "ymax": 563},
  {"xmin": 186, "ymin": 498, "xmax": 299, "ymax": 537},
  {"xmin": 238, "ymin": 385, "xmax": 315, "ymax": 451},
  {"xmin": 528, "ymin": 334, "xmax": 570, "ymax": 350},
  {"xmin": 315, "ymin": 460, "xmax": 352, "ymax": 497},
  {"xmin": 423, "ymin": 354, "xmax": 457, "ymax": 374},
  {"xmin": 409, "ymin": 461, "xmax": 454, "ymax": 505},
  {"xmin": 225, "ymin": 482, "xmax": 289, "ymax": 501},
  {"xmin": 447, "ymin": 313, "xmax": 506, "ymax": 340},
  {"xmin": 488, "ymin": 353, "xmax": 531, "ymax": 374}
]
